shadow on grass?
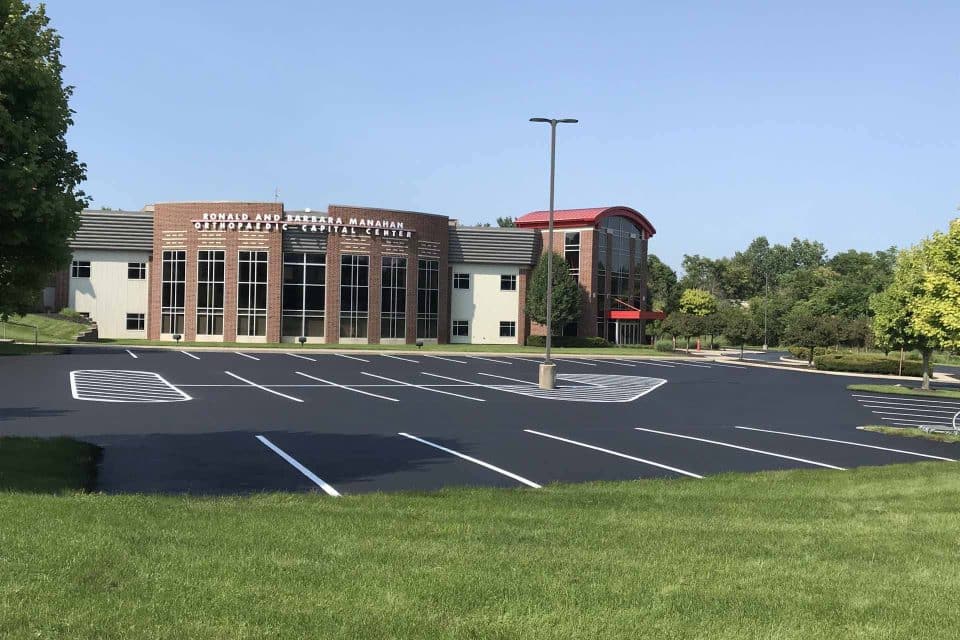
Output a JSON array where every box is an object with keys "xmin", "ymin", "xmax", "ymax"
[{"xmin": 0, "ymin": 436, "xmax": 101, "ymax": 493}]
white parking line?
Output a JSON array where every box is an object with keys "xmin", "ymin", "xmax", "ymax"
[
  {"xmin": 296, "ymin": 371, "xmax": 398, "ymax": 402},
  {"xmin": 852, "ymin": 394, "xmax": 960, "ymax": 407},
  {"xmin": 466, "ymin": 355, "xmax": 513, "ymax": 365},
  {"xmin": 525, "ymin": 429, "xmax": 702, "ymax": 478},
  {"xmin": 255, "ymin": 435, "xmax": 340, "ymax": 496},
  {"xmin": 634, "ymin": 427, "xmax": 846, "ymax": 470},
  {"xmin": 627, "ymin": 359, "xmax": 675, "ymax": 368},
  {"xmin": 874, "ymin": 415, "xmax": 952, "ymax": 426},
  {"xmin": 336, "ymin": 353, "xmax": 370, "ymax": 363},
  {"xmin": 552, "ymin": 358, "xmax": 596, "ymax": 366},
  {"xmin": 362, "ymin": 372, "xmax": 485, "ymax": 402},
  {"xmin": 399, "ymin": 433, "xmax": 541, "ymax": 488},
  {"xmin": 708, "ymin": 361, "xmax": 747, "ymax": 370},
  {"xmin": 421, "ymin": 372, "xmax": 483, "ymax": 386},
  {"xmin": 381, "ymin": 354, "xmax": 419, "ymax": 363},
  {"xmin": 888, "ymin": 420, "xmax": 953, "ymax": 427},
  {"xmin": 286, "ymin": 352, "xmax": 316, "ymax": 361},
  {"xmin": 224, "ymin": 371, "xmax": 304, "ymax": 403},
  {"xmin": 863, "ymin": 404, "xmax": 958, "ymax": 415},
  {"xmin": 476, "ymin": 372, "xmax": 537, "ymax": 386},
  {"xmin": 662, "ymin": 360, "xmax": 711, "ymax": 368},
  {"xmin": 735, "ymin": 426, "xmax": 955, "ymax": 462},
  {"xmin": 125, "ymin": 350, "xmax": 138, "ymax": 359},
  {"xmin": 578, "ymin": 358, "xmax": 635, "ymax": 367},
  {"xmin": 425, "ymin": 355, "xmax": 469, "ymax": 364},
  {"xmin": 180, "ymin": 350, "xmax": 200, "ymax": 360},
  {"xmin": 236, "ymin": 352, "xmax": 260, "ymax": 361}
]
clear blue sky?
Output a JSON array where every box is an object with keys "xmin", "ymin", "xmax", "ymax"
[{"xmin": 45, "ymin": 1, "xmax": 959, "ymax": 271}]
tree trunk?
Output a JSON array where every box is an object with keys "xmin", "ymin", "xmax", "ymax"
[
  {"xmin": 921, "ymin": 349, "xmax": 931, "ymax": 390},
  {"xmin": 807, "ymin": 345, "xmax": 814, "ymax": 366},
  {"xmin": 740, "ymin": 343, "xmax": 744, "ymax": 361}
]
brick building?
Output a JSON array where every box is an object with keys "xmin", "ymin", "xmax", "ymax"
[{"xmin": 53, "ymin": 202, "xmax": 660, "ymax": 345}]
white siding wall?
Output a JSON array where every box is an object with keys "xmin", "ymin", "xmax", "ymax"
[
  {"xmin": 449, "ymin": 263, "xmax": 520, "ymax": 344},
  {"xmin": 68, "ymin": 249, "xmax": 150, "ymax": 339}
]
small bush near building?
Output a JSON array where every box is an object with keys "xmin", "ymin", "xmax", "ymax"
[
  {"xmin": 525, "ymin": 335, "xmax": 611, "ymax": 348},
  {"xmin": 813, "ymin": 353, "xmax": 930, "ymax": 377},
  {"xmin": 655, "ymin": 339, "xmax": 674, "ymax": 352}
]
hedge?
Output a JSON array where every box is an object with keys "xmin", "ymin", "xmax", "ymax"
[
  {"xmin": 787, "ymin": 346, "xmax": 832, "ymax": 361},
  {"xmin": 525, "ymin": 335, "xmax": 611, "ymax": 348},
  {"xmin": 655, "ymin": 339, "xmax": 674, "ymax": 352},
  {"xmin": 813, "ymin": 353, "xmax": 931, "ymax": 377}
]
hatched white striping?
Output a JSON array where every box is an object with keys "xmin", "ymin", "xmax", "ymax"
[{"xmin": 69, "ymin": 370, "xmax": 191, "ymax": 403}]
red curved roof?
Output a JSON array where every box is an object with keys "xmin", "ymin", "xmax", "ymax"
[{"xmin": 515, "ymin": 206, "xmax": 655, "ymax": 236}]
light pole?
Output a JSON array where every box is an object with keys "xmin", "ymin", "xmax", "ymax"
[
  {"xmin": 763, "ymin": 272, "xmax": 769, "ymax": 351},
  {"xmin": 530, "ymin": 116, "xmax": 578, "ymax": 389}
]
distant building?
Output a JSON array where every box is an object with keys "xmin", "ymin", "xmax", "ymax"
[{"xmin": 50, "ymin": 202, "xmax": 661, "ymax": 344}]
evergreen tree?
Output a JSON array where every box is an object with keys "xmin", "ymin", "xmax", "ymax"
[{"xmin": 525, "ymin": 252, "xmax": 581, "ymax": 334}]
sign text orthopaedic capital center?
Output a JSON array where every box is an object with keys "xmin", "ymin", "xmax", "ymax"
[{"xmin": 191, "ymin": 213, "xmax": 414, "ymax": 238}]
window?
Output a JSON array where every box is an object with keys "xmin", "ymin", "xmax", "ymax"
[
  {"xmin": 453, "ymin": 272, "xmax": 470, "ymax": 289},
  {"xmin": 125, "ymin": 313, "xmax": 145, "ymax": 331},
  {"xmin": 161, "ymin": 250, "xmax": 185, "ymax": 334},
  {"xmin": 564, "ymin": 232, "xmax": 580, "ymax": 278},
  {"xmin": 340, "ymin": 254, "xmax": 369, "ymax": 338},
  {"xmin": 499, "ymin": 321, "xmax": 516, "ymax": 338},
  {"xmin": 196, "ymin": 250, "xmax": 225, "ymax": 335},
  {"xmin": 282, "ymin": 252, "xmax": 326, "ymax": 338},
  {"xmin": 452, "ymin": 320, "xmax": 469, "ymax": 337},
  {"xmin": 71, "ymin": 260, "xmax": 91, "ymax": 278},
  {"xmin": 500, "ymin": 274, "xmax": 517, "ymax": 291},
  {"xmin": 417, "ymin": 259, "xmax": 439, "ymax": 338},
  {"xmin": 380, "ymin": 256, "xmax": 406, "ymax": 339},
  {"xmin": 127, "ymin": 262, "xmax": 146, "ymax": 280},
  {"xmin": 237, "ymin": 251, "xmax": 268, "ymax": 336}
]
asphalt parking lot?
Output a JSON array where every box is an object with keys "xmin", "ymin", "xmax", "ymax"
[{"xmin": 2, "ymin": 347, "xmax": 957, "ymax": 495}]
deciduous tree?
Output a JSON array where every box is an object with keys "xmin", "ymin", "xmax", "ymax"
[
  {"xmin": 0, "ymin": 1, "xmax": 88, "ymax": 318},
  {"xmin": 525, "ymin": 252, "xmax": 581, "ymax": 334}
]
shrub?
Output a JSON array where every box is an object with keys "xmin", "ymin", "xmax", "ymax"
[
  {"xmin": 813, "ymin": 353, "xmax": 931, "ymax": 377},
  {"xmin": 787, "ymin": 346, "xmax": 831, "ymax": 361},
  {"xmin": 655, "ymin": 339, "xmax": 674, "ymax": 352},
  {"xmin": 525, "ymin": 335, "xmax": 611, "ymax": 348}
]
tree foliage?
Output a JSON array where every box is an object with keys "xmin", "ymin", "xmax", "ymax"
[
  {"xmin": 722, "ymin": 306, "xmax": 760, "ymax": 359},
  {"xmin": 782, "ymin": 303, "xmax": 840, "ymax": 364},
  {"xmin": 0, "ymin": 1, "xmax": 88, "ymax": 318},
  {"xmin": 647, "ymin": 254, "xmax": 679, "ymax": 313},
  {"xmin": 496, "ymin": 216, "xmax": 515, "ymax": 228},
  {"xmin": 913, "ymin": 220, "xmax": 960, "ymax": 351},
  {"xmin": 678, "ymin": 288, "xmax": 717, "ymax": 317},
  {"xmin": 525, "ymin": 252, "xmax": 581, "ymax": 334}
]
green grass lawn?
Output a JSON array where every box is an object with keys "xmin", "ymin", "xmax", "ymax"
[
  {"xmin": 1, "ymin": 313, "xmax": 90, "ymax": 343},
  {"xmin": 96, "ymin": 338, "xmax": 675, "ymax": 357},
  {"xmin": 860, "ymin": 425, "xmax": 960, "ymax": 443},
  {"xmin": 0, "ymin": 437, "xmax": 99, "ymax": 492},
  {"xmin": 1, "ymin": 441, "xmax": 959, "ymax": 638},
  {"xmin": 848, "ymin": 383, "xmax": 960, "ymax": 400}
]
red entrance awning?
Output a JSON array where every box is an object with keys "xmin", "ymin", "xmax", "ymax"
[{"xmin": 607, "ymin": 310, "xmax": 666, "ymax": 321}]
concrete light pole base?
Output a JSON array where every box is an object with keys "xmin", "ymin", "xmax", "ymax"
[{"xmin": 539, "ymin": 363, "xmax": 557, "ymax": 390}]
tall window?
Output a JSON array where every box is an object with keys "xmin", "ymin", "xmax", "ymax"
[
  {"xmin": 282, "ymin": 252, "xmax": 326, "ymax": 338},
  {"xmin": 237, "ymin": 251, "xmax": 268, "ymax": 336},
  {"xmin": 340, "ymin": 254, "xmax": 369, "ymax": 338},
  {"xmin": 161, "ymin": 250, "xmax": 185, "ymax": 334},
  {"xmin": 564, "ymin": 232, "xmax": 580, "ymax": 278},
  {"xmin": 381, "ymin": 256, "xmax": 406, "ymax": 339},
  {"xmin": 196, "ymin": 250, "xmax": 225, "ymax": 335},
  {"xmin": 417, "ymin": 259, "xmax": 439, "ymax": 339},
  {"xmin": 596, "ymin": 230, "xmax": 608, "ymax": 338}
]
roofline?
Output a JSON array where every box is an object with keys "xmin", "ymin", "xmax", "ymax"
[
  {"xmin": 328, "ymin": 204, "xmax": 450, "ymax": 219},
  {"xmin": 516, "ymin": 205, "xmax": 656, "ymax": 237}
]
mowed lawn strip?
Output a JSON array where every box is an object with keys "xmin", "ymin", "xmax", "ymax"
[
  {"xmin": 2, "ymin": 462, "xmax": 960, "ymax": 638},
  {"xmin": 0, "ymin": 437, "xmax": 99, "ymax": 492}
]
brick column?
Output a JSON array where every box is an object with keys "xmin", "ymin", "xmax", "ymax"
[
  {"xmin": 517, "ymin": 267, "xmax": 530, "ymax": 345},
  {"xmin": 325, "ymin": 234, "xmax": 342, "ymax": 343},
  {"xmin": 367, "ymin": 241, "xmax": 382, "ymax": 344},
  {"xmin": 405, "ymin": 243, "xmax": 418, "ymax": 344}
]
